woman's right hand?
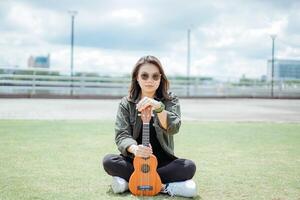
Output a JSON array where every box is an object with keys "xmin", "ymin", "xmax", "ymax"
[{"xmin": 130, "ymin": 144, "xmax": 153, "ymax": 158}]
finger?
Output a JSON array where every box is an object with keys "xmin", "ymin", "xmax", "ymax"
[
  {"xmin": 149, "ymin": 99, "xmax": 156, "ymax": 107},
  {"xmin": 137, "ymin": 150, "xmax": 148, "ymax": 157},
  {"xmin": 138, "ymin": 102, "xmax": 152, "ymax": 112},
  {"xmin": 140, "ymin": 108, "xmax": 146, "ymax": 114},
  {"xmin": 140, "ymin": 98, "xmax": 152, "ymax": 109},
  {"xmin": 143, "ymin": 151, "xmax": 152, "ymax": 157},
  {"xmin": 144, "ymin": 146, "xmax": 152, "ymax": 154},
  {"xmin": 144, "ymin": 106, "xmax": 152, "ymax": 115},
  {"xmin": 141, "ymin": 146, "xmax": 152, "ymax": 153},
  {"xmin": 143, "ymin": 145, "xmax": 151, "ymax": 151},
  {"xmin": 147, "ymin": 149, "xmax": 153, "ymax": 155},
  {"xmin": 137, "ymin": 99, "xmax": 146, "ymax": 110},
  {"xmin": 136, "ymin": 97, "xmax": 148, "ymax": 109},
  {"xmin": 137, "ymin": 149, "xmax": 148, "ymax": 158},
  {"xmin": 136, "ymin": 145, "xmax": 144, "ymax": 154},
  {"xmin": 146, "ymin": 106, "xmax": 152, "ymax": 112},
  {"xmin": 139, "ymin": 145, "xmax": 147, "ymax": 151}
]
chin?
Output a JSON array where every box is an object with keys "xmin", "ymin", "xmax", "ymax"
[{"xmin": 143, "ymin": 87, "xmax": 156, "ymax": 93}]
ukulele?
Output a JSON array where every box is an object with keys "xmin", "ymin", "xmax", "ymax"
[{"xmin": 129, "ymin": 106, "xmax": 162, "ymax": 196}]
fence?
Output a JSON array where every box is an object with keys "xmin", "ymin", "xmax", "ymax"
[{"xmin": 1, "ymin": 73, "xmax": 300, "ymax": 98}]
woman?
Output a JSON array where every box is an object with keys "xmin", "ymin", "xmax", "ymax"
[{"xmin": 102, "ymin": 55, "xmax": 197, "ymax": 197}]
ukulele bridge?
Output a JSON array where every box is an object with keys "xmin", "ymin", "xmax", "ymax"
[{"xmin": 137, "ymin": 185, "xmax": 153, "ymax": 191}]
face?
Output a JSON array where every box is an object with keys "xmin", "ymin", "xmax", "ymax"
[{"xmin": 137, "ymin": 63, "xmax": 161, "ymax": 95}]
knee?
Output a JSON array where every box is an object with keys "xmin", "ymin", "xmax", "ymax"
[
  {"xmin": 102, "ymin": 154, "xmax": 116, "ymax": 172},
  {"xmin": 184, "ymin": 159, "xmax": 196, "ymax": 179}
]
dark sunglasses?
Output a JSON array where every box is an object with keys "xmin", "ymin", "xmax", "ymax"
[{"xmin": 140, "ymin": 72, "xmax": 161, "ymax": 81}]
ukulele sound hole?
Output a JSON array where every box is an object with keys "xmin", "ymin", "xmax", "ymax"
[{"xmin": 141, "ymin": 164, "xmax": 150, "ymax": 173}]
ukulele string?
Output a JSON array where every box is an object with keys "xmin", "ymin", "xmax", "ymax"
[
  {"xmin": 147, "ymin": 123, "xmax": 150, "ymax": 196},
  {"xmin": 148, "ymin": 123, "xmax": 150, "ymax": 195}
]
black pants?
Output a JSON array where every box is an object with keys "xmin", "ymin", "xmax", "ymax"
[{"xmin": 102, "ymin": 154, "xmax": 196, "ymax": 184}]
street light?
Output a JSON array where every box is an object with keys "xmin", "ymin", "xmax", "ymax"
[
  {"xmin": 270, "ymin": 34, "xmax": 276, "ymax": 98},
  {"xmin": 187, "ymin": 28, "xmax": 191, "ymax": 97},
  {"xmin": 68, "ymin": 10, "xmax": 78, "ymax": 96}
]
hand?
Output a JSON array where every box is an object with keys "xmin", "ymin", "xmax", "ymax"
[
  {"xmin": 132, "ymin": 144, "xmax": 153, "ymax": 158},
  {"xmin": 136, "ymin": 97, "xmax": 161, "ymax": 112}
]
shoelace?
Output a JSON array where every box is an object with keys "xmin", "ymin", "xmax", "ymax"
[{"xmin": 163, "ymin": 183, "xmax": 175, "ymax": 197}]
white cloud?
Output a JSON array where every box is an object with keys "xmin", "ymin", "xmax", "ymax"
[
  {"xmin": 0, "ymin": 0, "xmax": 300, "ymax": 79},
  {"xmin": 110, "ymin": 9, "xmax": 144, "ymax": 26},
  {"xmin": 267, "ymin": 17, "xmax": 288, "ymax": 36},
  {"xmin": 4, "ymin": 2, "xmax": 68, "ymax": 41},
  {"xmin": 49, "ymin": 46, "xmax": 141, "ymax": 75}
]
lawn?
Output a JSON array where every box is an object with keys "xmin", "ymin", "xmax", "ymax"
[{"xmin": 0, "ymin": 120, "xmax": 299, "ymax": 200}]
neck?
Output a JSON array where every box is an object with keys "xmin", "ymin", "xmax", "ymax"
[
  {"xmin": 141, "ymin": 91, "xmax": 155, "ymax": 99},
  {"xmin": 142, "ymin": 122, "xmax": 150, "ymax": 146}
]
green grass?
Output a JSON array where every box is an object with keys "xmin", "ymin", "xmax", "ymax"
[{"xmin": 0, "ymin": 120, "xmax": 299, "ymax": 200}]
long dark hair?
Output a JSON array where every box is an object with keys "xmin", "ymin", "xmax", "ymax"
[{"xmin": 129, "ymin": 55, "xmax": 170, "ymax": 101}]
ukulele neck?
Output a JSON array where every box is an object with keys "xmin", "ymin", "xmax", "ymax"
[{"xmin": 142, "ymin": 122, "xmax": 150, "ymax": 146}]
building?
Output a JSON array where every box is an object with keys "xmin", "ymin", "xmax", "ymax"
[
  {"xmin": 28, "ymin": 54, "xmax": 50, "ymax": 68},
  {"xmin": 267, "ymin": 59, "xmax": 300, "ymax": 80}
]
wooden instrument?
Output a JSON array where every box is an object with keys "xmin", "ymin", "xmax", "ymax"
[{"xmin": 129, "ymin": 107, "xmax": 162, "ymax": 196}]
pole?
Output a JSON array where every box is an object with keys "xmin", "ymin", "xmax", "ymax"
[
  {"xmin": 187, "ymin": 28, "xmax": 191, "ymax": 97},
  {"xmin": 69, "ymin": 11, "xmax": 77, "ymax": 96},
  {"xmin": 270, "ymin": 34, "xmax": 276, "ymax": 98}
]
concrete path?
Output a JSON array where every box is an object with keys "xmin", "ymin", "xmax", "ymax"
[{"xmin": 0, "ymin": 99, "xmax": 299, "ymax": 122}]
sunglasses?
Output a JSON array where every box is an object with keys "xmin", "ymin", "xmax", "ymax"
[{"xmin": 140, "ymin": 72, "xmax": 161, "ymax": 81}]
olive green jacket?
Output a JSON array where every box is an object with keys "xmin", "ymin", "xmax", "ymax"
[{"xmin": 115, "ymin": 93, "xmax": 181, "ymax": 158}]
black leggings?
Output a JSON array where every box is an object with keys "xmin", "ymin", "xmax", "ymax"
[{"xmin": 102, "ymin": 154, "xmax": 196, "ymax": 184}]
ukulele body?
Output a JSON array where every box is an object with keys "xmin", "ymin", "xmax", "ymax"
[{"xmin": 129, "ymin": 154, "xmax": 162, "ymax": 196}]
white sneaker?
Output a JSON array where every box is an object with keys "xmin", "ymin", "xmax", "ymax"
[
  {"xmin": 162, "ymin": 179, "xmax": 197, "ymax": 198},
  {"xmin": 111, "ymin": 176, "xmax": 128, "ymax": 193}
]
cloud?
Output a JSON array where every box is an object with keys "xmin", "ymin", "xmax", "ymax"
[
  {"xmin": 0, "ymin": 0, "xmax": 300, "ymax": 79},
  {"xmin": 110, "ymin": 9, "xmax": 144, "ymax": 26}
]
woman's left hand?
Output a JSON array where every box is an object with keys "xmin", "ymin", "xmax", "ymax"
[{"xmin": 136, "ymin": 97, "xmax": 161, "ymax": 112}]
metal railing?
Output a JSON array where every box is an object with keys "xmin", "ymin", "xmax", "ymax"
[{"xmin": 1, "ymin": 73, "xmax": 300, "ymax": 98}]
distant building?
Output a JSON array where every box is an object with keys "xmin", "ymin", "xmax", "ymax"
[
  {"xmin": 267, "ymin": 59, "xmax": 300, "ymax": 80},
  {"xmin": 28, "ymin": 54, "xmax": 50, "ymax": 68}
]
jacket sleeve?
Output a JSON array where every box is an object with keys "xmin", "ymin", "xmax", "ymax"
[
  {"xmin": 115, "ymin": 98, "xmax": 137, "ymax": 157},
  {"xmin": 154, "ymin": 94, "xmax": 181, "ymax": 135}
]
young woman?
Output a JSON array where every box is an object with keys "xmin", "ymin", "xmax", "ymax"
[{"xmin": 102, "ymin": 55, "xmax": 197, "ymax": 197}]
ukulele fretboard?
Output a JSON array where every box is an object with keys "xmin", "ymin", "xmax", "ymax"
[{"xmin": 142, "ymin": 123, "xmax": 150, "ymax": 146}]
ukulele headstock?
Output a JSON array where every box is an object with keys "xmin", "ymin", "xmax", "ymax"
[{"xmin": 140, "ymin": 106, "xmax": 152, "ymax": 123}]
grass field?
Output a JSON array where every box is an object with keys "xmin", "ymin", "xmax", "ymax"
[{"xmin": 0, "ymin": 120, "xmax": 299, "ymax": 200}]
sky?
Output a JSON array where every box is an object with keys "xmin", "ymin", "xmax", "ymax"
[{"xmin": 0, "ymin": 0, "xmax": 300, "ymax": 79}]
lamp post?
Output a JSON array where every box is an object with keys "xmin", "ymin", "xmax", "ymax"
[
  {"xmin": 270, "ymin": 34, "xmax": 276, "ymax": 98},
  {"xmin": 68, "ymin": 10, "xmax": 77, "ymax": 96},
  {"xmin": 187, "ymin": 28, "xmax": 191, "ymax": 97}
]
